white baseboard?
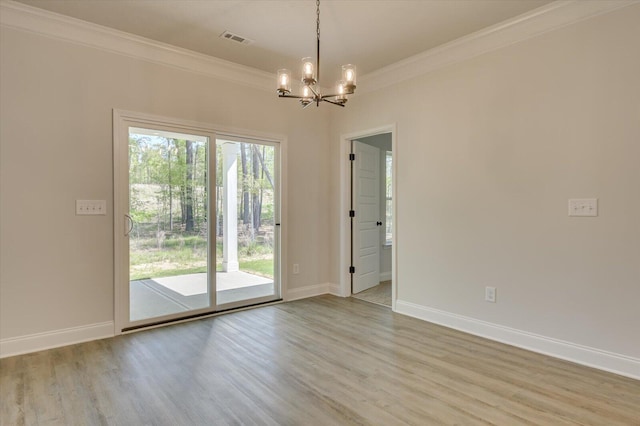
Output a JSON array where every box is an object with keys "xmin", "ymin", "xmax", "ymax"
[
  {"xmin": 0, "ymin": 321, "xmax": 114, "ymax": 359},
  {"xmin": 285, "ymin": 283, "xmax": 332, "ymax": 301},
  {"xmin": 379, "ymin": 271, "xmax": 392, "ymax": 282},
  {"xmin": 327, "ymin": 283, "xmax": 343, "ymax": 297},
  {"xmin": 396, "ymin": 300, "xmax": 640, "ymax": 380},
  {"xmin": 0, "ymin": 283, "xmax": 343, "ymax": 356}
]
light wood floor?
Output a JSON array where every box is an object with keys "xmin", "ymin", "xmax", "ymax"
[
  {"xmin": 352, "ymin": 280, "xmax": 392, "ymax": 307},
  {"xmin": 1, "ymin": 296, "xmax": 638, "ymax": 425}
]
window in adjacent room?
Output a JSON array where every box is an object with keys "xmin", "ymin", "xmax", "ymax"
[{"xmin": 385, "ymin": 150, "xmax": 392, "ymax": 246}]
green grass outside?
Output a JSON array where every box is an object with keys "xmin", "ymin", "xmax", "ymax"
[
  {"xmin": 129, "ymin": 236, "xmax": 274, "ymax": 281},
  {"xmin": 237, "ymin": 258, "xmax": 274, "ymax": 278}
]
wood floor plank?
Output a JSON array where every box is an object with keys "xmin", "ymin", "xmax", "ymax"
[{"xmin": 1, "ymin": 295, "xmax": 638, "ymax": 425}]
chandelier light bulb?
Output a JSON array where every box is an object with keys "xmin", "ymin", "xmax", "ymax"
[
  {"xmin": 342, "ymin": 64, "xmax": 356, "ymax": 93},
  {"xmin": 336, "ymin": 81, "xmax": 347, "ymax": 102},
  {"xmin": 277, "ymin": 69, "xmax": 291, "ymax": 94},
  {"xmin": 302, "ymin": 57, "xmax": 315, "ymax": 83},
  {"xmin": 299, "ymin": 85, "xmax": 313, "ymax": 107}
]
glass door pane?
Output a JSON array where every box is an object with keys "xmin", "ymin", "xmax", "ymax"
[
  {"xmin": 128, "ymin": 127, "xmax": 212, "ymax": 323},
  {"xmin": 215, "ymin": 138, "xmax": 280, "ymax": 308}
]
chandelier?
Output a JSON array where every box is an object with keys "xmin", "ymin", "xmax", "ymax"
[{"xmin": 276, "ymin": 0, "xmax": 356, "ymax": 108}]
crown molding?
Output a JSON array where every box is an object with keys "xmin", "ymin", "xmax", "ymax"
[
  {"xmin": 0, "ymin": 0, "xmax": 275, "ymax": 92},
  {"xmin": 1, "ymin": 0, "xmax": 637, "ymax": 96},
  {"xmin": 359, "ymin": 0, "xmax": 638, "ymax": 94}
]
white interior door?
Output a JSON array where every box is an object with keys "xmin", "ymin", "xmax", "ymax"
[{"xmin": 353, "ymin": 140, "xmax": 381, "ymax": 293}]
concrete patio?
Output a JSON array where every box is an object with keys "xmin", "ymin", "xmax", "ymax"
[
  {"xmin": 129, "ymin": 142, "xmax": 278, "ymax": 322},
  {"xmin": 130, "ymin": 271, "xmax": 274, "ymax": 321}
]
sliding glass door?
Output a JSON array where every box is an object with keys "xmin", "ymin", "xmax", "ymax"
[
  {"xmin": 114, "ymin": 111, "xmax": 281, "ymax": 331},
  {"xmin": 215, "ymin": 138, "xmax": 280, "ymax": 309},
  {"xmin": 126, "ymin": 127, "xmax": 215, "ymax": 326}
]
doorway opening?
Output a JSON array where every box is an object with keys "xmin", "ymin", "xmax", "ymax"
[{"xmin": 340, "ymin": 127, "xmax": 396, "ymax": 309}]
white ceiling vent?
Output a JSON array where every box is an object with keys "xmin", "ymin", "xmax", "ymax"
[{"xmin": 220, "ymin": 31, "xmax": 254, "ymax": 46}]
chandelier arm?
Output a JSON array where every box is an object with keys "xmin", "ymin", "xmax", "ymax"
[
  {"xmin": 307, "ymin": 85, "xmax": 320, "ymax": 98},
  {"xmin": 278, "ymin": 94, "xmax": 305, "ymax": 99},
  {"xmin": 321, "ymin": 98, "xmax": 346, "ymax": 107}
]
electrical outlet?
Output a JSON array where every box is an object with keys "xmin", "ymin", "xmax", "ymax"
[
  {"xmin": 293, "ymin": 264, "xmax": 300, "ymax": 274},
  {"xmin": 485, "ymin": 286, "xmax": 496, "ymax": 303}
]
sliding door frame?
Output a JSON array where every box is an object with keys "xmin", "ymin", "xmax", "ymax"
[
  {"xmin": 113, "ymin": 109, "xmax": 287, "ymax": 335},
  {"xmin": 214, "ymin": 134, "xmax": 282, "ymax": 312}
]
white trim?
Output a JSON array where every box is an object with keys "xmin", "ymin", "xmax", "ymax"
[
  {"xmin": 0, "ymin": 322, "xmax": 114, "ymax": 358},
  {"xmin": 285, "ymin": 283, "xmax": 332, "ymax": 301},
  {"xmin": 279, "ymin": 137, "xmax": 289, "ymax": 307},
  {"xmin": 112, "ymin": 109, "xmax": 125, "ymax": 335},
  {"xmin": 0, "ymin": 0, "xmax": 274, "ymax": 92},
  {"xmin": 2, "ymin": 1, "xmax": 636, "ymax": 97},
  {"xmin": 396, "ymin": 300, "xmax": 640, "ymax": 380},
  {"xmin": 114, "ymin": 109, "xmax": 285, "ymax": 144},
  {"xmin": 359, "ymin": 0, "xmax": 637, "ymax": 94},
  {"xmin": 327, "ymin": 283, "xmax": 342, "ymax": 297},
  {"xmin": 339, "ymin": 125, "xmax": 398, "ymax": 309},
  {"xmin": 379, "ymin": 272, "xmax": 392, "ymax": 282}
]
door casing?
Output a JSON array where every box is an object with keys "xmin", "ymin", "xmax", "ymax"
[{"xmin": 339, "ymin": 124, "xmax": 397, "ymax": 310}]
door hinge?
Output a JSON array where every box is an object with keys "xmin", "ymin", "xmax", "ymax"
[
  {"xmin": 349, "ymin": 153, "xmax": 355, "ymax": 161},
  {"xmin": 349, "ymin": 266, "xmax": 355, "ymax": 274},
  {"xmin": 349, "ymin": 210, "xmax": 355, "ymax": 218}
]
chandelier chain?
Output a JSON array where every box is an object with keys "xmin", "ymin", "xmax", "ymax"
[
  {"xmin": 316, "ymin": 0, "xmax": 321, "ymax": 95},
  {"xmin": 316, "ymin": 0, "xmax": 320, "ymax": 40}
]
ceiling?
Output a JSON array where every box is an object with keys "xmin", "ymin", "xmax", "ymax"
[{"xmin": 14, "ymin": 0, "xmax": 553, "ymax": 79}]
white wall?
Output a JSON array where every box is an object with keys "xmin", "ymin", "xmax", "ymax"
[
  {"xmin": 0, "ymin": 25, "xmax": 331, "ymax": 343},
  {"xmin": 331, "ymin": 4, "xmax": 640, "ymax": 366}
]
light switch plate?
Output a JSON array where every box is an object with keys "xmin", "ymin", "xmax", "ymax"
[
  {"xmin": 76, "ymin": 200, "xmax": 106, "ymax": 215},
  {"xmin": 485, "ymin": 286, "xmax": 496, "ymax": 303},
  {"xmin": 568, "ymin": 198, "xmax": 598, "ymax": 217}
]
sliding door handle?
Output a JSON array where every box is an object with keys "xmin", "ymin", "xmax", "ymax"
[{"xmin": 124, "ymin": 214, "xmax": 134, "ymax": 236}]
